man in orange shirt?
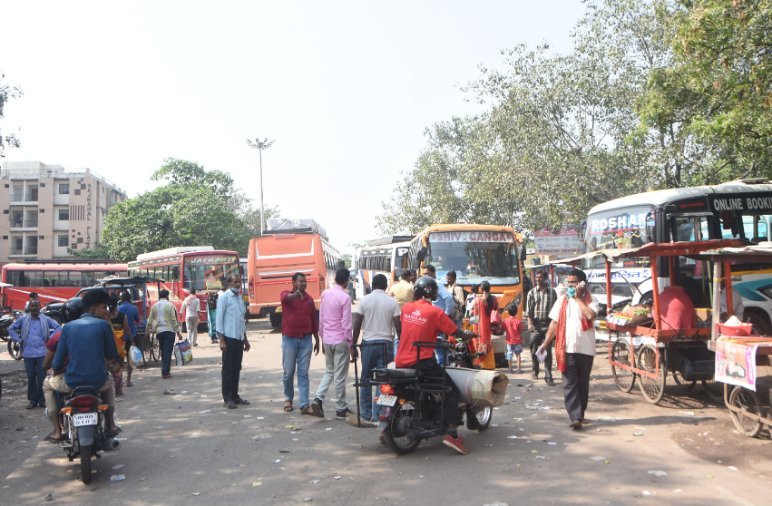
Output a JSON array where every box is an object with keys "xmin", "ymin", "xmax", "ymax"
[{"xmin": 396, "ymin": 277, "xmax": 474, "ymax": 454}]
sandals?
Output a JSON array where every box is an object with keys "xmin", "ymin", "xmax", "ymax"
[
  {"xmin": 44, "ymin": 433, "xmax": 65, "ymax": 443},
  {"xmin": 283, "ymin": 400, "xmax": 293, "ymax": 412},
  {"xmin": 300, "ymin": 405, "xmax": 313, "ymax": 415}
]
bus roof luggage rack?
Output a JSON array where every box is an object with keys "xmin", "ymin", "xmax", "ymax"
[{"xmin": 265, "ymin": 218, "xmax": 328, "ymax": 240}]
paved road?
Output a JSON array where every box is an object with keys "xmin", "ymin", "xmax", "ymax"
[{"xmin": 1, "ymin": 321, "xmax": 770, "ymax": 505}]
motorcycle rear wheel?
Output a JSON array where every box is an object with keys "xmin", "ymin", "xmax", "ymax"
[
  {"xmin": 384, "ymin": 401, "xmax": 420, "ymax": 455},
  {"xmin": 466, "ymin": 406, "xmax": 492, "ymax": 431},
  {"xmin": 80, "ymin": 445, "xmax": 92, "ymax": 484},
  {"xmin": 7, "ymin": 340, "xmax": 22, "ymax": 361}
]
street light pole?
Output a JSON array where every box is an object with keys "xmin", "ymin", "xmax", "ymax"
[{"xmin": 246, "ymin": 138, "xmax": 274, "ymax": 235}]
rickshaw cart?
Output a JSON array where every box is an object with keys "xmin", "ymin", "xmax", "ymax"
[
  {"xmin": 697, "ymin": 243, "xmax": 772, "ymax": 438},
  {"xmin": 603, "ymin": 240, "xmax": 746, "ymax": 405}
]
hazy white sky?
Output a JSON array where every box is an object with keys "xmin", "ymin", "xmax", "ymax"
[{"xmin": 0, "ymin": 0, "xmax": 585, "ymax": 253}]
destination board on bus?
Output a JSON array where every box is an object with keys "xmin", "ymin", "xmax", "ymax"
[
  {"xmin": 430, "ymin": 231, "xmax": 513, "ymax": 243},
  {"xmin": 709, "ymin": 194, "xmax": 772, "ymax": 213}
]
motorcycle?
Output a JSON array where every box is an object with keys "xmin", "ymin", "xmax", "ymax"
[
  {"xmin": 58, "ymin": 386, "xmax": 119, "ymax": 484},
  {"xmin": 1, "ymin": 310, "xmax": 22, "ymax": 360},
  {"xmin": 371, "ymin": 341, "xmax": 508, "ymax": 455}
]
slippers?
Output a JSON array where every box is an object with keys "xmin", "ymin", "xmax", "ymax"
[
  {"xmin": 126, "ymin": 381, "xmax": 133, "ymax": 387},
  {"xmin": 44, "ymin": 433, "xmax": 65, "ymax": 443},
  {"xmin": 283, "ymin": 400, "xmax": 293, "ymax": 412}
]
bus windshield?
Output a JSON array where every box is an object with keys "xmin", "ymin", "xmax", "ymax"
[
  {"xmin": 183, "ymin": 255, "xmax": 240, "ymax": 292},
  {"xmin": 427, "ymin": 231, "xmax": 519, "ymax": 285}
]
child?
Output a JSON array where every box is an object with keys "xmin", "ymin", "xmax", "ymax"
[{"xmin": 502, "ymin": 309, "xmax": 524, "ymax": 373}]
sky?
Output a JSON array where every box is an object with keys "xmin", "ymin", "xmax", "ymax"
[{"xmin": 0, "ymin": 0, "xmax": 586, "ymax": 254}]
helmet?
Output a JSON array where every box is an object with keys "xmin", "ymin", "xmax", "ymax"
[
  {"xmin": 63, "ymin": 297, "xmax": 85, "ymax": 323},
  {"xmin": 413, "ymin": 276, "xmax": 438, "ymax": 301}
]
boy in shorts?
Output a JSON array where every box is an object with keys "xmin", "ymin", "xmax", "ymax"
[{"xmin": 503, "ymin": 309, "xmax": 524, "ymax": 373}]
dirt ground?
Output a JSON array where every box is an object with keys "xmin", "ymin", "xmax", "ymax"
[{"xmin": 1, "ymin": 320, "xmax": 770, "ymax": 505}]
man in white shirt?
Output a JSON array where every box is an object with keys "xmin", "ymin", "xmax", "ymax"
[
  {"xmin": 539, "ymin": 269, "xmax": 598, "ymax": 431},
  {"xmin": 182, "ymin": 289, "xmax": 200, "ymax": 346},
  {"xmin": 352, "ymin": 274, "xmax": 401, "ymax": 423}
]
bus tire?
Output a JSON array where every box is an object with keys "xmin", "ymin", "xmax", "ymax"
[
  {"xmin": 269, "ymin": 312, "xmax": 282, "ymax": 329},
  {"xmin": 744, "ymin": 309, "xmax": 771, "ymax": 337}
]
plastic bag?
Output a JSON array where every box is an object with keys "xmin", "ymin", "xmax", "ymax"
[
  {"xmin": 128, "ymin": 345, "xmax": 143, "ymax": 368},
  {"xmin": 174, "ymin": 339, "xmax": 193, "ymax": 366}
]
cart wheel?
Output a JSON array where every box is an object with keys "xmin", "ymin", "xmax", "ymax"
[
  {"xmin": 610, "ymin": 339, "xmax": 635, "ymax": 393},
  {"xmin": 728, "ymin": 386, "xmax": 763, "ymax": 438},
  {"xmin": 701, "ymin": 379, "xmax": 724, "ymax": 404},
  {"xmin": 671, "ymin": 370, "xmax": 696, "ymax": 390},
  {"xmin": 637, "ymin": 344, "xmax": 666, "ymax": 404}
]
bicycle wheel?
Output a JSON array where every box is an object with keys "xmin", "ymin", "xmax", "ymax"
[
  {"xmin": 637, "ymin": 344, "xmax": 666, "ymax": 404},
  {"xmin": 610, "ymin": 339, "xmax": 635, "ymax": 393},
  {"xmin": 149, "ymin": 335, "xmax": 160, "ymax": 363},
  {"xmin": 728, "ymin": 386, "xmax": 763, "ymax": 438}
]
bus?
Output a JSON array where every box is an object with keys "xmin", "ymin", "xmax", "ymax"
[
  {"xmin": 247, "ymin": 230, "xmax": 342, "ymax": 328},
  {"xmin": 1, "ymin": 262, "xmax": 128, "ymax": 310},
  {"xmin": 127, "ymin": 246, "xmax": 241, "ymax": 326},
  {"xmin": 408, "ymin": 224, "xmax": 526, "ymax": 317},
  {"xmin": 582, "ymin": 179, "xmax": 772, "ymax": 332},
  {"xmin": 354, "ymin": 236, "xmax": 412, "ymax": 299}
]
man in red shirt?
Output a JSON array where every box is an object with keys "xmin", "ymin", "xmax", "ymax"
[
  {"xmin": 280, "ymin": 273, "xmax": 320, "ymax": 415},
  {"xmin": 397, "ymin": 277, "xmax": 474, "ymax": 455}
]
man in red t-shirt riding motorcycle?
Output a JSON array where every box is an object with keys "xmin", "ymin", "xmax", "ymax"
[{"xmin": 396, "ymin": 276, "xmax": 475, "ymax": 454}]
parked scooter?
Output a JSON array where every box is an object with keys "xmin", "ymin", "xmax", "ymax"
[
  {"xmin": 1, "ymin": 310, "xmax": 22, "ymax": 360},
  {"xmin": 58, "ymin": 386, "xmax": 119, "ymax": 484},
  {"xmin": 371, "ymin": 342, "xmax": 509, "ymax": 455}
]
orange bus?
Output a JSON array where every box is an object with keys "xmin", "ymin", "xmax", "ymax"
[
  {"xmin": 247, "ymin": 231, "xmax": 341, "ymax": 328},
  {"xmin": 1, "ymin": 262, "xmax": 128, "ymax": 311},
  {"xmin": 128, "ymin": 246, "xmax": 240, "ymax": 326},
  {"xmin": 408, "ymin": 224, "xmax": 527, "ymax": 316}
]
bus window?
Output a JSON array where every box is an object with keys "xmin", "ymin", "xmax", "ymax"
[
  {"xmin": 671, "ymin": 215, "xmax": 709, "ymax": 242},
  {"xmin": 27, "ymin": 271, "xmax": 45, "ymax": 286}
]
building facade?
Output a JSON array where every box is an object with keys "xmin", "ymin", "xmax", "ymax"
[{"xmin": 0, "ymin": 161, "xmax": 126, "ymax": 263}]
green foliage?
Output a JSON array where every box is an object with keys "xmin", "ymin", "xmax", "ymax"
[
  {"xmin": 67, "ymin": 244, "xmax": 112, "ymax": 260},
  {"xmin": 0, "ymin": 72, "xmax": 22, "ymax": 157},
  {"xmin": 102, "ymin": 158, "xmax": 280, "ymax": 261}
]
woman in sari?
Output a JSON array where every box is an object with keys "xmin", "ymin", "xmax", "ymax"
[{"xmin": 472, "ymin": 282, "xmax": 498, "ymax": 370}]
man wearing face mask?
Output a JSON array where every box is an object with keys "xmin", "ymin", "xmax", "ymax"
[{"xmin": 217, "ymin": 274, "xmax": 251, "ymax": 409}]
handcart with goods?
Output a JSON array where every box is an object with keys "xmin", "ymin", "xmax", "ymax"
[
  {"xmin": 697, "ymin": 243, "xmax": 772, "ymax": 438},
  {"xmin": 601, "ymin": 239, "xmax": 748, "ymax": 405}
]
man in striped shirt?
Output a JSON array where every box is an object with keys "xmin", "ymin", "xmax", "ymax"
[{"xmin": 526, "ymin": 271, "xmax": 557, "ymax": 385}]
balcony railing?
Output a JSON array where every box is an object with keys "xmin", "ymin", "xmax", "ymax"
[
  {"xmin": 10, "ymin": 193, "xmax": 38, "ymax": 202},
  {"xmin": 23, "ymin": 220, "xmax": 38, "ymax": 227}
]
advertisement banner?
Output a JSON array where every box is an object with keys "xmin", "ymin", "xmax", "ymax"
[
  {"xmin": 715, "ymin": 337, "xmax": 758, "ymax": 391},
  {"xmin": 534, "ymin": 228, "xmax": 581, "ymax": 258}
]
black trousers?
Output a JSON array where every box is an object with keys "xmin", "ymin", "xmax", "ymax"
[
  {"xmin": 221, "ymin": 336, "xmax": 244, "ymax": 402},
  {"xmin": 416, "ymin": 358, "xmax": 461, "ymax": 427},
  {"xmin": 562, "ymin": 353, "xmax": 594, "ymax": 422},
  {"xmin": 529, "ymin": 324, "xmax": 553, "ymax": 379}
]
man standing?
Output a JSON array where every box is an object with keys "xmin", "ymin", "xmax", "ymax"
[
  {"xmin": 207, "ymin": 290, "xmax": 220, "ymax": 344},
  {"xmin": 397, "ymin": 277, "xmax": 475, "ymax": 454},
  {"xmin": 49, "ymin": 289, "xmax": 120, "ymax": 439},
  {"xmin": 351, "ymin": 273, "xmax": 401, "ymax": 423},
  {"xmin": 422, "ymin": 264, "xmax": 455, "ymax": 366},
  {"xmin": 182, "ymin": 289, "xmax": 200, "ymax": 347},
  {"xmin": 217, "ymin": 274, "xmax": 250, "ymax": 409},
  {"xmin": 539, "ymin": 269, "xmax": 598, "ymax": 430},
  {"xmin": 387, "ymin": 269, "xmax": 415, "ymax": 308},
  {"xmin": 117, "ymin": 291, "xmax": 139, "ymax": 387},
  {"xmin": 147, "ymin": 290, "xmax": 184, "ymax": 379},
  {"xmin": 280, "ymin": 273, "xmax": 320, "ymax": 414},
  {"xmin": 9, "ymin": 299, "xmax": 60, "ymax": 409},
  {"xmin": 446, "ymin": 271, "xmax": 466, "ymax": 325},
  {"xmin": 310, "ymin": 269, "xmax": 353, "ymax": 419},
  {"xmin": 526, "ymin": 271, "xmax": 558, "ymax": 386}
]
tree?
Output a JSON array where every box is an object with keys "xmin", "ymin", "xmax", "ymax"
[
  {"xmin": 640, "ymin": 0, "xmax": 771, "ymax": 180},
  {"xmin": 102, "ymin": 158, "xmax": 278, "ymax": 261},
  {"xmin": 68, "ymin": 244, "xmax": 112, "ymax": 260},
  {"xmin": 0, "ymin": 72, "xmax": 22, "ymax": 157}
]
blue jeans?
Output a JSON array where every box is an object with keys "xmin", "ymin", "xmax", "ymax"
[
  {"xmin": 435, "ymin": 334, "xmax": 448, "ymax": 366},
  {"xmin": 359, "ymin": 340, "xmax": 393, "ymax": 421},
  {"xmin": 157, "ymin": 331, "xmax": 175, "ymax": 377},
  {"xmin": 24, "ymin": 356, "xmax": 45, "ymax": 404},
  {"xmin": 207, "ymin": 308, "xmax": 217, "ymax": 339},
  {"xmin": 282, "ymin": 335, "xmax": 313, "ymax": 408}
]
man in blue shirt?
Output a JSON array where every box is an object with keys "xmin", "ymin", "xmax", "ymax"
[
  {"xmin": 216, "ymin": 274, "xmax": 250, "ymax": 409},
  {"xmin": 50, "ymin": 289, "xmax": 120, "ymax": 440},
  {"xmin": 118, "ymin": 291, "xmax": 140, "ymax": 387},
  {"xmin": 422, "ymin": 264, "xmax": 455, "ymax": 365},
  {"xmin": 9, "ymin": 299, "xmax": 60, "ymax": 409}
]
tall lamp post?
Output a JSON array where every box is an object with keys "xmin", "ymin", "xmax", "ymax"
[{"xmin": 246, "ymin": 137, "xmax": 274, "ymax": 235}]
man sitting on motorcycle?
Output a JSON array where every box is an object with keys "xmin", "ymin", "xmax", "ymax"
[
  {"xmin": 48, "ymin": 289, "xmax": 120, "ymax": 441},
  {"xmin": 396, "ymin": 276, "xmax": 475, "ymax": 455}
]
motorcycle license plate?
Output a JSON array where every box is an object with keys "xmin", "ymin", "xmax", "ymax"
[
  {"xmin": 72, "ymin": 412, "xmax": 98, "ymax": 427},
  {"xmin": 377, "ymin": 395, "xmax": 397, "ymax": 407}
]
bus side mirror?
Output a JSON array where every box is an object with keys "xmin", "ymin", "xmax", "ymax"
[
  {"xmin": 520, "ymin": 243, "xmax": 527, "ymax": 261},
  {"xmin": 416, "ymin": 247, "xmax": 427, "ymax": 263}
]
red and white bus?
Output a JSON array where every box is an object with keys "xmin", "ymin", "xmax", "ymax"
[
  {"xmin": 247, "ymin": 231, "xmax": 342, "ymax": 328},
  {"xmin": 128, "ymin": 246, "xmax": 241, "ymax": 325},
  {"xmin": 1, "ymin": 262, "xmax": 128, "ymax": 310}
]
